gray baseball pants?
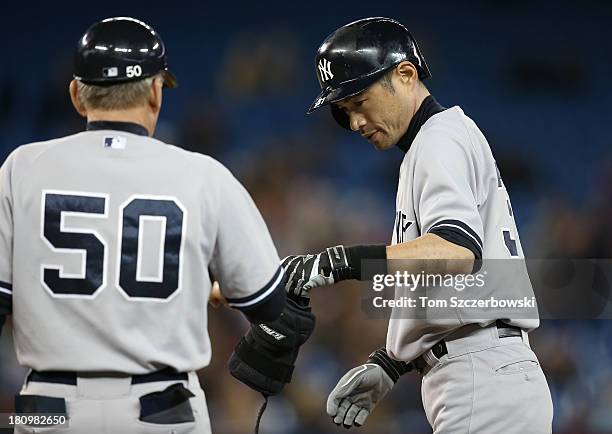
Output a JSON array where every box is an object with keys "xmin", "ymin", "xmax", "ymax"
[
  {"xmin": 14, "ymin": 371, "xmax": 211, "ymax": 434},
  {"xmin": 421, "ymin": 324, "xmax": 553, "ymax": 434}
]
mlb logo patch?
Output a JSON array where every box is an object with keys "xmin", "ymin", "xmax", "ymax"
[
  {"xmin": 103, "ymin": 67, "xmax": 119, "ymax": 78},
  {"xmin": 103, "ymin": 136, "xmax": 127, "ymax": 149}
]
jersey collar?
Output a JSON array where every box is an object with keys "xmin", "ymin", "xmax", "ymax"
[
  {"xmin": 86, "ymin": 121, "xmax": 149, "ymax": 137},
  {"xmin": 396, "ymin": 95, "xmax": 447, "ymax": 153}
]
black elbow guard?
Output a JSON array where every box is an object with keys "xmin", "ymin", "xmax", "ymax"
[{"xmin": 228, "ymin": 296, "xmax": 316, "ymax": 396}]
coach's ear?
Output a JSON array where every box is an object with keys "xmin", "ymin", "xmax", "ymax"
[
  {"xmin": 149, "ymin": 75, "xmax": 164, "ymax": 113},
  {"xmin": 69, "ymin": 80, "xmax": 87, "ymax": 118}
]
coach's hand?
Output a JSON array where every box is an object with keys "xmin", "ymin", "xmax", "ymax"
[
  {"xmin": 281, "ymin": 245, "xmax": 354, "ymax": 297},
  {"xmin": 208, "ymin": 282, "xmax": 228, "ymax": 308},
  {"xmin": 327, "ymin": 363, "xmax": 393, "ymax": 428}
]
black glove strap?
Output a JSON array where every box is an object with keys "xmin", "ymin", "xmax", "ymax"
[
  {"xmin": 325, "ymin": 246, "xmax": 354, "ymax": 281},
  {"xmin": 234, "ymin": 338, "xmax": 295, "ymax": 383},
  {"xmin": 367, "ymin": 348, "xmax": 414, "ymax": 383}
]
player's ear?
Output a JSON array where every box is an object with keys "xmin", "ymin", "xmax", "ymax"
[
  {"xmin": 69, "ymin": 80, "xmax": 87, "ymax": 118},
  {"xmin": 395, "ymin": 61, "xmax": 418, "ymax": 86},
  {"xmin": 149, "ymin": 75, "xmax": 163, "ymax": 112}
]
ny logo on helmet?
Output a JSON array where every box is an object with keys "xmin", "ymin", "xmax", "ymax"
[{"xmin": 318, "ymin": 58, "xmax": 333, "ymax": 82}]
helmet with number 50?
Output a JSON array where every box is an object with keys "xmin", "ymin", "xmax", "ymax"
[{"xmin": 73, "ymin": 17, "xmax": 177, "ymax": 88}]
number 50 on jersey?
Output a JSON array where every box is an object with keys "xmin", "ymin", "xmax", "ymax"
[{"xmin": 41, "ymin": 191, "xmax": 186, "ymax": 302}]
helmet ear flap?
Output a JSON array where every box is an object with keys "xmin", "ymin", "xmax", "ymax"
[{"xmin": 331, "ymin": 105, "xmax": 352, "ymax": 131}]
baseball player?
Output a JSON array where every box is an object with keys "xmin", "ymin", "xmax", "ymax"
[
  {"xmin": 282, "ymin": 18, "xmax": 553, "ymax": 433},
  {"xmin": 0, "ymin": 17, "xmax": 315, "ymax": 434}
]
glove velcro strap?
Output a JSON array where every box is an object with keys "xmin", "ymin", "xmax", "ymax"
[
  {"xmin": 326, "ymin": 245, "xmax": 354, "ymax": 281},
  {"xmin": 367, "ymin": 348, "xmax": 413, "ymax": 383},
  {"xmin": 234, "ymin": 337, "xmax": 294, "ymax": 383}
]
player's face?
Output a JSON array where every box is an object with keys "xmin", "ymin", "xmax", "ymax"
[{"xmin": 334, "ymin": 79, "xmax": 411, "ymax": 150}]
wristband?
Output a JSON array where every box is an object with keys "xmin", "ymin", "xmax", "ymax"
[
  {"xmin": 346, "ymin": 244, "xmax": 387, "ymax": 281},
  {"xmin": 367, "ymin": 348, "xmax": 413, "ymax": 383}
]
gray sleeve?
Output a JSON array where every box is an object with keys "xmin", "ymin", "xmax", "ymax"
[
  {"xmin": 0, "ymin": 150, "xmax": 15, "ymax": 318},
  {"xmin": 208, "ymin": 162, "xmax": 284, "ymax": 310},
  {"xmin": 412, "ymin": 133, "xmax": 484, "ymax": 259}
]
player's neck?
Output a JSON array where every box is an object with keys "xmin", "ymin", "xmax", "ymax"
[
  {"xmin": 410, "ymin": 86, "xmax": 431, "ymax": 120},
  {"xmin": 86, "ymin": 108, "xmax": 156, "ymax": 136},
  {"xmin": 395, "ymin": 85, "xmax": 431, "ymax": 140}
]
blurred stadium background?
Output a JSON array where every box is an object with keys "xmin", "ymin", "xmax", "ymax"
[{"xmin": 1, "ymin": 1, "xmax": 611, "ymax": 433}]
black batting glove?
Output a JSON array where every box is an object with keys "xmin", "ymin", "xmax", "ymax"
[{"xmin": 281, "ymin": 246, "xmax": 355, "ymax": 298}]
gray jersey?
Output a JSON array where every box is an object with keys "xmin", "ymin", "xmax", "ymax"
[
  {"xmin": 0, "ymin": 127, "xmax": 283, "ymax": 373},
  {"xmin": 386, "ymin": 106, "xmax": 538, "ymax": 362}
]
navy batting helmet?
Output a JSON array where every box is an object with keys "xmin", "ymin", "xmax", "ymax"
[
  {"xmin": 73, "ymin": 17, "xmax": 177, "ymax": 88},
  {"xmin": 308, "ymin": 17, "xmax": 430, "ymax": 129}
]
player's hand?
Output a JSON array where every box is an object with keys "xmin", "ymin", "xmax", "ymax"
[
  {"xmin": 281, "ymin": 245, "xmax": 353, "ymax": 298},
  {"xmin": 327, "ymin": 363, "xmax": 394, "ymax": 428},
  {"xmin": 281, "ymin": 253, "xmax": 334, "ymax": 298}
]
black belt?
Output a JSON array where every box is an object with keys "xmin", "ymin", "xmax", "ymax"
[
  {"xmin": 27, "ymin": 367, "xmax": 188, "ymax": 385},
  {"xmin": 413, "ymin": 321, "xmax": 523, "ymax": 374}
]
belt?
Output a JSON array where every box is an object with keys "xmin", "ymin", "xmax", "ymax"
[
  {"xmin": 413, "ymin": 321, "xmax": 523, "ymax": 375},
  {"xmin": 27, "ymin": 367, "xmax": 188, "ymax": 385}
]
